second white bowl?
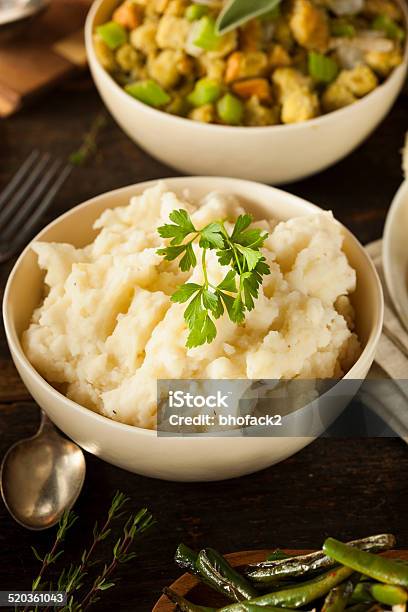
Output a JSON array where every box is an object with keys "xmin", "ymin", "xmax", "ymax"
[{"xmin": 85, "ymin": 0, "xmax": 408, "ymax": 185}]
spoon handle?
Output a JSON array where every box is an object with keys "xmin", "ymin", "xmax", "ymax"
[{"xmin": 38, "ymin": 410, "xmax": 56, "ymax": 434}]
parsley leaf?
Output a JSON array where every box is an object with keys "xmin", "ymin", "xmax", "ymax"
[
  {"xmin": 184, "ymin": 292, "xmax": 203, "ymax": 327},
  {"xmin": 235, "ymin": 228, "xmax": 268, "ymax": 249},
  {"xmin": 231, "ymin": 295, "xmax": 245, "ymax": 324},
  {"xmin": 231, "ymin": 214, "xmax": 252, "ymax": 240},
  {"xmin": 202, "ymin": 289, "xmax": 219, "ymax": 312},
  {"xmin": 235, "ymin": 244, "xmax": 263, "ymax": 271},
  {"xmin": 157, "ymin": 207, "xmax": 270, "ymax": 347},
  {"xmin": 217, "ymin": 270, "xmax": 237, "ymax": 292},
  {"xmin": 156, "ymin": 244, "xmax": 188, "ymax": 261},
  {"xmin": 186, "ymin": 313, "xmax": 217, "ymax": 349},
  {"xmin": 171, "ymin": 283, "xmax": 202, "ymax": 304},
  {"xmin": 199, "ymin": 222, "xmax": 225, "ymax": 249},
  {"xmin": 180, "ymin": 243, "xmax": 197, "ymax": 272},
  {"xmin": 157, "ymin": 209, "xmax": 196, "ymax": 245}
]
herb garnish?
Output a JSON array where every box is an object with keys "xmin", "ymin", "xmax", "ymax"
[
  {"xmin": 157, "ymin": 210, "xmax": 270, "ymax": 349},
  {"xmin": 216, "ymin": 0, "xmax": 282, "ymax": 35},
  {"xmin": 25, "ymin": 492, "xmax": 154, "ymax": 612},
  {"xmin": 69, "ymin": 112, "xmax": 108, "ymax": 167}
]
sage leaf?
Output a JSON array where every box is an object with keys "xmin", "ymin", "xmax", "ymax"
[{"xmin": 216, "ymin": 0, "xmax": 281, "ymax": 34}]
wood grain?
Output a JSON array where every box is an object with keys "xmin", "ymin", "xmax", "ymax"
[
  {"xmin": 0, "ymin": 0, "xmax": 91, "ymax": 116},
  {"xmin": 153, "ymin": 550, "xmax": 408, "ymax": 611}
]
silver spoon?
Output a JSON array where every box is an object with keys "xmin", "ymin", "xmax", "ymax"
[{"xmin": 0, "ymin": 410, "xmax": 86, "ymax": 530}]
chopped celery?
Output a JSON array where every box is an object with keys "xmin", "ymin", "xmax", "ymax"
[
  {"xmin": 217, "ymin": 93, "xmax": 244, "ymax": 125},
  {"xmin": 193, "ymin": 16, "xmax": 221, "ymax": 51},
  {"xmin": 125, "ymin": 80, "xmax": 171, "ymax": 107},
  {"xmin": 96, "ymin": 21, "xmax": 127, "ymax": 50},
  {"xmin": 331, "ymin": 21, "xmax": 356, "ymax": 37},
  {"xmin": 308, "ymin": 52, "xmax": 339, "ymax": 83},
  {"xmin": 187, "ymin": 78, "xmax": 222, "ymax": 107},
  {"xmin": 185, "ymin": 4, "xmax": 208, "ymax": 22},
  {"xmin": 372, "ymin": 15, "xmax": 405, "ymax": 41}
]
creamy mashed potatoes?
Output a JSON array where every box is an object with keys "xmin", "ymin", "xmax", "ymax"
[{"xmin": 23, "ymin": 183, "xmax": 361, "ymax": 429}]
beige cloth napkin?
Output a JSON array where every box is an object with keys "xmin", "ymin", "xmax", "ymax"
[{"xmin": 358, "ymin": 240, "xmax": 408, "ymax": 442}]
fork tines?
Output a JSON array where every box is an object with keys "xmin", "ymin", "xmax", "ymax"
[{"xmin": 0, "ymin": 150, "xmax": 72, "ymax": 263}]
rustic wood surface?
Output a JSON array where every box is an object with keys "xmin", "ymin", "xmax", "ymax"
[
  {"xmin": 0, "ymin": 75, "xmax": 408, "ymax": 611},
  {"xmin": 153, "ymin": 550, "xmax": 408, "ymax": 611}
]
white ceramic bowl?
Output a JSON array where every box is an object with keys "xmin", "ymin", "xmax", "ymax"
[
  {"xmin": 85, "ymin": 0, "xmax": 408, "ymax": 185},
  {"xmin": 3, "ymin": 177, "xmax": 383, "ymax": 481},
  {"xmin": 383, "ymin": 179, "xmax": 408, "ymax": 330}
]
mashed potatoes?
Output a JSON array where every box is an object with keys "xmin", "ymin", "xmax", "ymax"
[{"xmin": 23, "ymin": 183, "xmax": 361, "ymax": 429}]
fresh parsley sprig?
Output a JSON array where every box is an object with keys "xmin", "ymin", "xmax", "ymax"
[{"xmin": 157, "ymin": 210, "xmax": 270, "ymax": 349}]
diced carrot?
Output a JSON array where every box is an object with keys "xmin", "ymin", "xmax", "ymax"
[
  {"xmin": 225, "ymin": 52, "xmax": 243, "ymax": 83},
  {"xmin": 113, "ymin": 1, "xmax": 143, "ymax": 30},
  {"xmin": 232, "ymin": 78, "xmax": 272, "ymax": 102}
]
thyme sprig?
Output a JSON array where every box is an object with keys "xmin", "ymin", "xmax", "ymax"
[
  {"xmin": 157, "ymin": 210, "xmax": 270, "ymax": 348},
  {"xmin": 30, "ymin": 511, "xmax": 78, "ymax": 594},
  {"xmin": 23, "ymin": 492, "xmax": 154, "ymax": 612}
]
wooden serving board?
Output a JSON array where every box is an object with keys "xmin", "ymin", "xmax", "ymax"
[
  {"xmin": 153, "ymin": 549, "xmax": 408, "ymax": 612},
  {"xmin": 0, "ymin": 0, "xmax": 92, "ymax": 117}
]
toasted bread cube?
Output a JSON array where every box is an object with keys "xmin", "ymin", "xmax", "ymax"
[
  {"xmin": 198, "ymin": 55, "xmax": 226, "ymax": 81},
  {"xmin": 322, "ymin": 81, "xmax": 357, "ymax": 111},
  {"xmin": 147, "ymin": 49, "xmax": 186, "ymax": 88},
  {"xmin": 225, "ymin": 51, "xmax": 268, "ymax": 83},
  {"xmin": 272, "ymin": 67, "xmax": 312, "ymax": 97},
  {"xmin": 244, "ymin": 96, "xmax": 280, "ymax": 126},
  {"xmin": 365, "ymin": 48, "xmax": 403, "ymax": 76},
  {"xmin": 269, "ymin": 44, "xmax": 293, "ymax": 69},
  {"xmin": 272, "ymin": 67, "xmax": 319, "ymax": 123},
  {"xmin": 116, "ymin": 43, "xmax": 140, "ymax": 71},
  {"xmin": 281, "ymin": 89, "xmax": 320, "ymax": 123},
  {"xmin": 130, "ymin": 21, "xmax": 158, "ymax": 54},
  {"xmin": 289, "ymin": 0, "xmax": 330, "ymax": 52},
  {"xmin": 337, "ymin": 64, "xmax": 378, "ymax": 96},
  {"xmin": 321, "ymin": 65, "xmax": 377, "ymax": 112},
  {"xmin": 156, "ymin": 15, "xmax": 190, "ymax": 50},
  {"xmin": 189, "ymin": 104, "xmax": 215, "ymax": 122},
  {"xmin": 165, "ymin": 0, "xmax": 188, "ymax": 16}
]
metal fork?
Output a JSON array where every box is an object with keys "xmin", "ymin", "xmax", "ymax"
[{"xmin": 0, "ymin": 151, "xmax": 72, "ymax": 263}]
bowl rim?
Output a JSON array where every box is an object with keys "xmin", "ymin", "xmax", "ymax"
[
  {"xmin": 3, "ymin": 177, "xmax": 384, "ymax": 438},
  {"xmin": 85, "ymin": 0, "xmax": 408, "ymax": 135}
]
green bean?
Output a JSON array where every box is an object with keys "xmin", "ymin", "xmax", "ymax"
[
  {"xmin": 174, "ymin": 543, "xmax": 221, "ymax": 594},
  {"xmin": 322, "ymin": 580, "xmax": 355, "ymax": 612},
  {"xmin": 218, "ymin": 605, "xmax": 298, "ymax": 612},
  {"xmin": 220, "ymin": 566, "xmax": 355, "ymax": 610},
  {"xmin": 323, "ymin": 538, "xmax": 408, "ymax": 588},
  {"xmin": 352, "ymin": 582, "xmax": 408, "ymax": 606},
  {"xmin": 175, "ymin": 543, "xmax": 199, "ymax": 574},
  {"xmin": 266, "ymin": 550, "xmax": 292, "ymax": 562},
  {"xmin": 196, "ymin": 548, "xmax": 258, "ymax": 602},
  {"xmin": 163, "ymin": 587, "xmax": 216, "ymax": 612},
  {"xmin": 246, "ymin": 535, "xmax": 396, "ymax": 584}
]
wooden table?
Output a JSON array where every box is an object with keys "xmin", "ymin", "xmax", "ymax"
[{"xmin": 1, "ymin": 76, "xmax": 408, "ymax": 611}]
